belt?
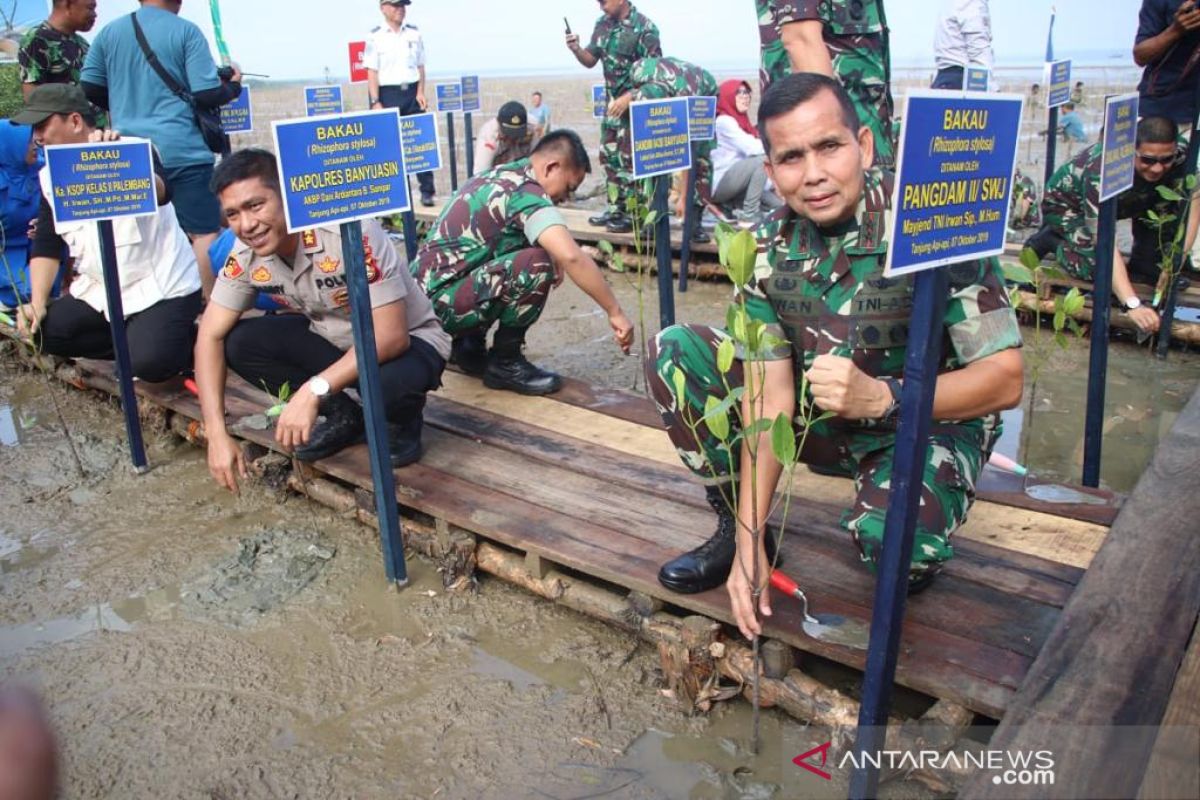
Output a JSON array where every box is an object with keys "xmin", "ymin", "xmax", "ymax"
[{"xmin": 384, "ymin": 82, "xmax": 416, "ymax": 91}]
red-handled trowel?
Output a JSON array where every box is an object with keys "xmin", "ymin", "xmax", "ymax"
[{"xmin": 769, "ymin": 570, "xmax": 871, "ymax": 650}]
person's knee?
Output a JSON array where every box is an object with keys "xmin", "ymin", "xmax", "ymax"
[
  {"xmin": 130, "ymin": 337, "xmax": 191, "ymax": 382},
  {"xmin": 512, "ymin": 247, "xmax": 554, "ymax": 278},
  {"xmin": 223, "ymin": 321, "xmax": 258, "ymax": 368}
]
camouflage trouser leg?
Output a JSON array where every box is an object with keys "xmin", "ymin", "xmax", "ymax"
[
  {"xmin": 427, "ymin": 247, "xmax": 555, "ymax": 336},
  {"xmin": 601, "ymin": 115, "xmax": 634, "ymax": 212},
  {"xmin": 646, "ymin": 324, "xmax": 996, "ymax": 576}
]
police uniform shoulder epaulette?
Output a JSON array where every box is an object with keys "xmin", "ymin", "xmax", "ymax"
[
  {"xmin": 370, "ymin": 25, "xmax": 381, "ymax": 33},
  {"xmin": 404, "ymin": 23, "xmax": 419, "ymax": 31}
]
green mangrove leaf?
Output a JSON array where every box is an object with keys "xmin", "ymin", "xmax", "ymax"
[
  {"xmin": 770, "ymin": 412, "xmax": 796, "ymax": 466},
  {"xmin": 704, "ymin": 395, "xmax": 730, "ymax": 441},
  {"xmin": 717, "ymin": 337, "xmax": 736, "ymax": 374},
  {"xmin": 671, "ymin": 366, "xmax": 687, "ymax": 406},
  {"xmin": 1018, "ymin": 246, "xmax": 1041, "ymax": 271},
  {"xmin": 725, "ymin": 230, "xmax": 758, "ymax": 286}
]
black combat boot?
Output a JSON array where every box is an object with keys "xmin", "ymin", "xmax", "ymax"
[
  {"xmin": 483, "ymin": 326, "xmax": 563, "ymax": 395},
  {"xmin": 605, "ymin": 212, "xmax": 633, "ymax": 234},
  {"xmin": 449, "ymin": 331, "xmax": 488, "ymax": 377},
  {"xmin": 658, "ymin": 485, "xmax": 779, "ymax": 594},
  {"xmin": 294, "ymin": 393, "xmax": 365, "ymax": 462},
  {"xmin": 388, "ymin": 411, "xmax": 424, "ymax": 468},
  {"xmin": 588, "ymin": 209, "xmax": 617, "ymax": 226}
]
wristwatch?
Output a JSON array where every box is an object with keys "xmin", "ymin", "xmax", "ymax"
[
  {"xmin": 369, "ymin": 96, "xmax": 379, "ymax": 106},
  {"xmin": 1123, "ymin": 296, "xmax": 1143, "ymax": 311},
  {"xmin": 879, "ymin": 377, "xmax": 903, "ymax": 423},
  {"xmin": 307, "ymin": 376, "xmax": 331, "ymax": 398}
]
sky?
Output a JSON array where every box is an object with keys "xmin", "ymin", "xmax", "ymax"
[{"xmin": 72, "ymin": 0, "xmax": 1146, "ymax": 82}]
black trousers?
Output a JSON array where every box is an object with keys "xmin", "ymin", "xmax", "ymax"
[
  {"xmin": 931, "ymin": 66, "xmax": 965, "ymax": 90},
  {"xmin": 380, "ymin": 83, "xmax": 436, "ymax": 199},
  {"xmin": 1026, "ymin": 221, "xmax": 1182, "ymax": 285},
  {"xmin": 37, "ymin": 291, "xmax": 201, "ymax": 382},
  {"xmin": 223, "ymin": 315, "xmax": 445, "ymax": 424}
]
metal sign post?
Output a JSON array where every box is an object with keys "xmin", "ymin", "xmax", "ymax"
[
  {"xmin": 435, "ymin": 83, "xmax": 462, "ymax": 192},
  {"xmin": 44, "ymin": 139, "xmax": 160, "ymax": 472},
  {"xmin": 272, "ymin": 108, "xmax": 414, "ymax": 584},
  {"xmin": 1044, "ymin": 59, "xmax": 1072, "ymax": 185},
  {"xmin": 630, "ymin": 96, "xmax": 692, "ymax": 330},
  {"xmin": 1082, "ymin": 93, "xmax": 1139, "ymax": 487},
  {"xmin": 461, "ymin": 76, "xmax": 481, "ymax": 178},
  {"xmin": 848, "ymin": 90, "xmax": 1025, "ymax": 799},
  {"xmin": 679, "ymin": 95, "xmax": 716, "ymax": 293}
]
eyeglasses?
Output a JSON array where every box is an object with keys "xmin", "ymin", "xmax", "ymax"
[
  {"xmin": 735, "ymin": 88, "xmax": 752, "ymax": 97},
  {"xmin": 1137, "ymin": 153, "xmax": 1178, "ymax": 166}
]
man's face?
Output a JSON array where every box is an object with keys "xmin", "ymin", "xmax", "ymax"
[
  {"xmin": 66, "ymin": 0, "xmax": 98, "ymax": 32},
  {"xmin": 531, "ymin": 94, "xmax": 542, "ymax": 108},
  {"xmin": 381, "ymin": 3, "xmax": 406, "ymax": 25},
  {"xmin": 763, "ymin": 88, "xmax": 873, "ymax": 227},
  {"xmin": 537, "ymin": 161, "xmax": 586, "ymax": 204},
  {"xmin": 598, "ymin": 0, "xmax": 626, "ymax": 19},
  {"xmin": 32, "ymin": 113, "xmax": 88, "ymax": 147},
  {"xmin": 1134, "ymin": 140, "xmax": 1178, "ymax": 183},
  {"xmin": 220, "ymin": 177, "xmax": 291, "ymax": 257}
]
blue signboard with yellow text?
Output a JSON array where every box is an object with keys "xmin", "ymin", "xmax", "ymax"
[
  {"xmin": 272, "ymin": 109, "xmax": 410, "ymax": 232},
  {"xmin": 220, "ymin": 88, "xmax": 253, "ymax": 134},
  {"xmin": 592, "ymin": 85, "xmax": 607, "ymax": 119},
  {"xmin": 305, "ymin": 85, "xmax": 344, "ymax": 117},
  {"xmin": 629, "ymin": 97, "xmax": 691, "ymax": 179},
  {"xmin": 886, "ymin": 90, "xmax": 1024, "ymax": 276},
  {"xmin": 1045, "ymin": 60, "xmax": 1072, "ymax": 109},
  {"xmin": 44, "ymin": 139, "xmax": 158, "ymax": 225},
  {"xmin": 688, "ymin": 96, "xmax": 717, "ymax": 141},
  {"xmin": 400, "ymin": 112, "xmax": 442, "ymax": 174},
  {"xmin": 1100, "ymin": 93, "xmax": 1139, "ymax": 203},
  {"xmin": 965, "ymin": 68, "xmax": 989, "ymax": 93},
  {"xmin": 435, "ymin": 83, "xmax": 462, "ymax": 113},
  {"xmin": 460, "ymin": 76, "xmax": 481, "ymax": 113}
]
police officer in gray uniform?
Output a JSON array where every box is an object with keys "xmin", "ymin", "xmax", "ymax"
[{"xmin": 365, "ymin": 0, "xmax": 436, "ymax": 206}]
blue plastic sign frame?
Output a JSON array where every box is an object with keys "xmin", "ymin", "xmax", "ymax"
[
  {"xmin": 885, "ymin": 90, "xmax": 1024, "ymax": 277},
  {"xmin": 592, "ymin": 84, "xmax": 607, "ymax": 119},
  {"xmin": 272, "ymin": 109, "xmax": 411, "ymax": 233},
  {"xmin": 436, "ymin": 83, "xmax": 462, "ymax": 113},
  {"xmin": 965, "ymin": 67, "xmax": 989, "ymax": 93},
  {"xmin": 688, "ymin": 96, "xmax": 717, "ymax": 141},
  {"xmin": 220, "ymin": 87, "xmax": 253, "ymax": 134},
  {"xmin": 1099, "ymin": 93, "xmax": 1139, "ymax": 203},
  {"xmin": 1045, "ymin": 60, "xmax": 1072, "ymax": 108},
  {"xmin": 401, "ymin": 112, "xmax": 443, "ymax": 175},
  {"xmin": 629, "ymin": 97, "xmax": 692, "ymax": 179},
  {"xmin": 460, "ymin": 76, "xmax": 481, "ymax": 113},
  {"xmin": 44, "ymin": 139, "xmax": 157, "ymax": 225},
  {"xmin": 305, "ymin": 85, "xmax": 344, "ymax": 117}
]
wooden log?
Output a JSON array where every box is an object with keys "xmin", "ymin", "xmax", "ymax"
[
  {"xmin": 658, "ymin": 616, "xmax": 724, "ymax": 713},
  {"xmin": 1013, "ymin": 289, "xmax": 1200, "ymax": 345},
  {"xmin": 626, "ymin": 590, "xmax": 663, "ymax": 618}
]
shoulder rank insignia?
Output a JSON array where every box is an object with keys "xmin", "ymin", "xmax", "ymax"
[
  {"xmin": 362, "ymin": 236, "xmax": 381, "ymax": 284},
  {"xmin": 222, "ymin": 255, "xmax": 244, "ymax": 279},
  {"xmin": 302, "ymin": 230, "xmax": 322, "ymax": 253},
  {"xmin": 251, "ymin": 265, "xmax": 272, "ymax": 283},
  {"xmin": 317, "ymin": 255, "xmax": 341, "ymax": 274},
  {"xmin": 332, "ymin": 287, "xmax": 350, "ymax": 308}
]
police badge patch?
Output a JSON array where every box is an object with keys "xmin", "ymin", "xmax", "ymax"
[
  {"xmin": 222, "ymin": 255, "xmax": 244, "ymax": 279},
  {"xmin": 251, "ymin": 266, "xmax": 272, "ymax": 283},
  {"xmin": 317, "ymin": 256, "xmax": 341, "ymax": 274}
]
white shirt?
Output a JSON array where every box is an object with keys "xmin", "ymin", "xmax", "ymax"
[
  {"xmin": 934, "ymin": 0, "xmax": 994, "ymax": 71},
  {"xmin": 363, "ymin": 22, "xmax": 425, "ymax": 86},
  {"xmin": 38, "ymin": 167, "xmax": 200, "ymax": 319},
  {"xmin": 712, "ymin": 116, "xmax": 766, "ymax": 189}
]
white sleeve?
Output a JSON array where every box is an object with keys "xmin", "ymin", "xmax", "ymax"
[
  {"xmin": 362, "ymin": 34, "xmax": 380, "ymax": 72},
  {"xmin": 415, "ymin": 32, "xmax": 426, "ymax": 68},
  {"xmin": 962, "ymin": 0, "xmax": 994, "ymax": 68},
  {"xmin": 716, "ymin": 116, "xmax": 765, "ymax": 158}
]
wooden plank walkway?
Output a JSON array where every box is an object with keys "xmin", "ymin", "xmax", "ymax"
[
  {"xmin": 35, "ymin": 350, "xmax": 1123, "ymax": 721},
  {"xmin": 962, "ymin": 383, "xmax": 1200, "ymax": 799}
]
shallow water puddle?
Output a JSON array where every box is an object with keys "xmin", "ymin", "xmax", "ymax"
[
  {"xmin": 0, "ymin": 405, "xmax": 17, "ymax": 447},
  {"xmin": 0, "ymin": 604, "xmax": 132, "ymax": 658},
  {"xmin": 470, "ymin": 631, "xmax": 593, "ymax": 693}
]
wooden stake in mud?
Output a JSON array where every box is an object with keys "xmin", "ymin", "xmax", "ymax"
[
  {"xmin": 653, "ymin": 175, "xmax": 675, "ymax": 329},
  {"xmin": 850, "ymin": 90, "xmax": 1025, "ymax": 799},
  {"xmin": 400, "ymin": 175, "xmax": 418, "ymax": 263},
  {"xmin": 464, "ymin": 112, "xmax": 475, "ymax": 178},
  {"xmin": 446, "ymin": 111, "xmax": 459, "ymax": 192},
  {"xmin": 1083, "ymin": 93, "xmax": 1139, "ymax": 487},
  {"xmin": 97, "ymin": 221, "xmax": 148, "ymax": 473},
  {"xmin": 678, "ymin": 146, "xmax": 698, "ymax": 294}
]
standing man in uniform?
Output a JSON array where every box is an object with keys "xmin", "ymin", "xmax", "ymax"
[
  {"xmin": 565, "ymin": 0, "xmax": 661, "ymax": 234},
  {"xmin": 366, "ymin": 0, "xmax": 435, "ymax": 207},
  {"xmin": 932, "ymin": 0, "xmax": 993, "ymax": 90},
  {"xmin": 645, "ymin": 74, "xmax": 1024, "ymax": 609},
  {"xmin": 18, "ymin": 0, "xmax": 98, "ymax": 97},
  {"xmin": 195, "ymin": 149, "xmax": 450, "ymax": 487},
  {"xmin": 756, "ymin": 0, "xmax": 895, "ymax": 167},
  {"xmin": 415, "ymin": 131, "xmax": 634, "ymax": 395}
]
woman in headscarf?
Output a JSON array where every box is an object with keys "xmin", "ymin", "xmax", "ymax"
[
  {"xmin": 0, "ymin": 122, "xmax": 60, "ymax": 310},
  {"xmin": 711, "ymin": 80, "xmax": 781, "ymax": 225}
]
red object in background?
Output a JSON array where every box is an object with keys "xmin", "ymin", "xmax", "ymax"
[
  {"xmin": 348, "ymin": 42, "xmax": 368, "ymax": 84},
  {"xmin": 183, "ymin": 379, "xmax": 199, "ymax": 396}
]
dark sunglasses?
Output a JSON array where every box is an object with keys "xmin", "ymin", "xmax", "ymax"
[{"xmin": 1137, "ymin": 152, "xmax": 1178, "ymax": 166}]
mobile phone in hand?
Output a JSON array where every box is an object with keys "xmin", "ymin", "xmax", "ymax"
[{"xmin": 564, "ymin": 16, "xmax": 572, "ymax": 34}]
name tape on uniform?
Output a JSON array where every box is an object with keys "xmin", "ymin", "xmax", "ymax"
[
  {"xmin": 460, "ymin": 76, "xmax": 481, "ymax": 113},
  {"xmin": 401, "ymin": 112, "xmax": 442, "ymax": 175},
  {"xmin": 592, "ymin": 84, "xmax": 606, "ymax": 119},
  {"xmin": 1100, "ymin": 93, "xmax": 1139, "ymax": 203},
  {"xmin": 630, "ymin": 97, "xmax": 692, "ymax": 179},
  {"xmin": 305, "ymin": 85, "xmax": 344, "ymax": 117},
  {"xmin": 220, "ymin": 87, "xmax": 253, "ymax": 134},
  {"xmin": 44, "ymin": 139, "xmax": 157, "ymax": 226},
  {"xmin": 965, "ymin": 67, "xmax": 989, "ymax": 93},
  {"xmin": 1045, "ymin": 60, "xmax": 1072, "ymax": 109},
  {"xmin": 435, "ymin": 83, "xmax": 462, "ymax": 113},
  {"xmin": 886, "ymin": 91, "xmax": 1024, "ymax": 276},
  {"xmin": 688, "ymin": 96, "xmax": 717, "ymax": 141},
  {"xmin": 272, "ymin": 109, "xmax": 411, "ymax": 232}
]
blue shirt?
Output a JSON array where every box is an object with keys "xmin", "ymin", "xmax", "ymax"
[
  {"xmin": 1136, "ymin": 0, "xmax": 1200, "ymax": 123},
  {"xmin": 81, "ymin": 7, "xmax": 220, "ymax": 168},
  {"xmin": 1060, "ymin": 111, "xmax": 1086, "ymax": 142}
]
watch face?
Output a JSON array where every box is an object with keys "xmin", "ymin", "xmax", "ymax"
[{"xmin": 310, "ymin": 377, "xmax": 330, "ymax": 396}]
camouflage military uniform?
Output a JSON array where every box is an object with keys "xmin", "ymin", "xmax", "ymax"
[
  {"xmin": 645, "ymin": 169, "xmax": 1023, "ymax": 578},
  {"xmin": 1031, "ymin": 142, "xmax": 1188, "ymax": 281},
  {"xmin": 1009, "ymin": 168, "xmax": 1042, "ymax": 230},
  {"xmin": 18, "ymin": 22, "xmax": 107, "ymax": 128},
  {"xmin": 586, "ymin": 5, "xmax": 661, "ymax": 213},
  {"xmin": 756, "ymin": 0, "xmax": 895, "ymax": 168},
  {"xmin": 414, "ymin": 159, "xmax": 568, "ymax": 335},
  {"xmin": 625, "ymin": 56, "xmax": 719, "ymax": 207}
]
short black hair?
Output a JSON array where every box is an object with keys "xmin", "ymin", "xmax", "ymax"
[
  {"xmin": 44, "ymin": 108, "xmax": 96, "ymax": 128},
  {"xmin": 211, "ymin": 148, "xmax": 281, "ymax": 196},
  {"xmin": 1137, "ymin": 116, "xmax": 1179, "ymax": 146},
  {"xmin": 532, "ymin": 91, "xmax": 543, "ymax": 99},
  {"xmin": 757, "ymin": 72, "xmax": 860, "ymax": 155},
  {"xmin": 533, "ymin": 129, "xmax": 591, "ymax": 173}
]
